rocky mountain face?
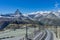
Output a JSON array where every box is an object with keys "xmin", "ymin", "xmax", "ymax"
[
  {"xmin": 26, "ymin": 11, "xmax": 60, "ymax": 26},
  {"xmin": 0, "ymin": 10, "xmax": 60, "ymax": 26},
  {"xmin": 0, "ymin": 9, "xmax": 31, "ymax": 22}
]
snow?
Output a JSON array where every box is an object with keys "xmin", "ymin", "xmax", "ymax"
[{"xmin": 0, "ymin": 27, "xmax": 39, "ymax": 40}]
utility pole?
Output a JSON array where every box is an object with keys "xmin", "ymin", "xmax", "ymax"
[
  {"xmin": 56, "ymin": 26, "xmax": 57, "ymax": 38},
  {"xmin": 25, "ymin": 24, "xmax": 28, "ymax": 40}
]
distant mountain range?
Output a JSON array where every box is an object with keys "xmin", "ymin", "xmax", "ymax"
[
  {"xmin": 0, "ymin": 9, "xmax": 60, "ymax": 26},
  {"xmin": 27, "ymin": 11, "xmax": 60, "ymax": 26}
]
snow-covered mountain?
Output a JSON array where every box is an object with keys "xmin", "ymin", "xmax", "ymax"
[
  {"xmin": 45, "ymin": 12, "xmax": 57, "ymax": 19},
  {"xmin": 25, "ymin": 10, "xmax": 60, "ymax": 26},
  {"xmin": 26, "ymin": 11, "xmax": 59, "ymax": 21},
  {"xmin": 0, "ymin": 10, "xmax": 60, "ymax": 21},
  {"xmin": 0, "ymin": 10, "xmax": 60, "ymax": 27},
  {"xmin": 0, "ymin": 9, "xmax": 31, "ymax": 22}
]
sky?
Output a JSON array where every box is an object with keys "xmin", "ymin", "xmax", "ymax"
[{"xmin": 0, "ymin": 0, "xmax": 60, "ymax": 14}]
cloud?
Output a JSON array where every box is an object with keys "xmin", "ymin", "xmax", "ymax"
[
  {"xmin": 54, "ymin": 2, "xmax": 59, "ymax": 8},
  {"xmin": 27, "ymin": 11, "xmax": 51, "ymax": 15}
]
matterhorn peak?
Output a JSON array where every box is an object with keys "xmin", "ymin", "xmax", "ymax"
[{"xmin": 15, "ymin": 9, "xmax": 22, "ymax": 15}]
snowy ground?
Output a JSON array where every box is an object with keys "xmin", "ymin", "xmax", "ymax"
[
  {"xmin": 0, "ymin": 27, "xmax": 39, "ymax": 40},
  {"xmin": 56, "ymin": 38, "xmax": 60, "ymax": 40}
]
